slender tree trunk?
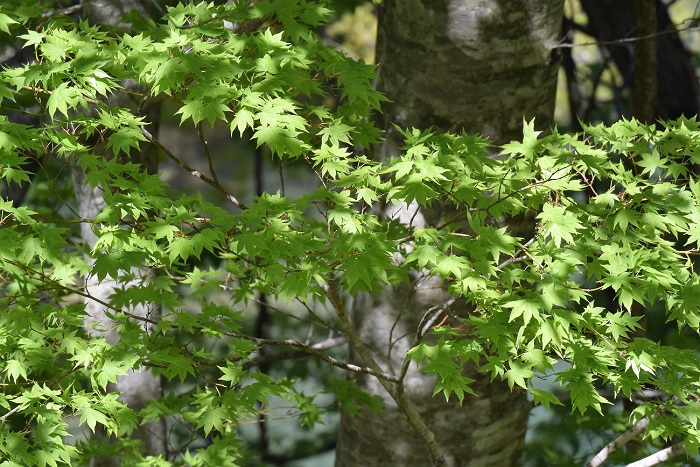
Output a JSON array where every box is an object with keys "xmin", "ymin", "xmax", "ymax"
[
  {"xmin": 580, "ymin": 0, "xmax": 700, "ymax": 120},
  {"xmin": 632, "ymin": 0, "xmax": 657, "ymax": 123},
  {"xmin": 335, "ymin": 1, "xmax": 564, "ymax": 465},
  {"xmin": 73, "ymin": 1, "xmax": 166, "ymax": 464}
]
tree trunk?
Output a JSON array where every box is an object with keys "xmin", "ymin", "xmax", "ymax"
[
  {"xmin": 73, "ymin": 1, "xmax": 166, "ymax": 464},
  {"xmin": 579, "ymin": 0, "xmax": 700, "ymax": 120},
  {"xmin": 335, "ymin": 1, "xmax": 564, "ymax": 465}
]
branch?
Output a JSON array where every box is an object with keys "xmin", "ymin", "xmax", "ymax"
[
  {"xmin": 241, "ymin": 336, "xmax": 348, "ymax": 370},
  {"xmin": 632, "ymin": 0, "xmax": 657, "ymax": 123},
  {"xmin": 140, "ymin": 126, "xmax": 247, "ymax": 210},
  {"xmin": 7, "ymin": 260, "xmax": 158, "ymax": 326},
  {"xmin": 324, "ymin": 279, "xmax": 446, "ymax": 466},
  {"xmin": 231, "ymin": 334, "xmax": 396, "ymax": 382},
  {"xmin": 0, "ymin": 404, "xmax": 26, "ymax": 422},
  {"xmin": 626, "ymin": 443, "xmax": 686, "ymax": 467},
  {"xmin": 399, "ymin": 297, "xmax": 457, "ymax": 382},
  {"xmin": 550, "ymin": 23, "xmax": 700, "ymax": 49},
  {"xmin": 586, "ymin": 416, "xmax": 651, "ymax": 467},
  {"xmin": 41, "ymin": 3, "xmax": 82, "ymax": 18},
  {"xmin": 197, "ymin": 123, "xmax": 219, "ymax": 185}
]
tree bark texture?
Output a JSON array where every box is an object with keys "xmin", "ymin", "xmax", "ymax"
[
  {"xmin": 580, "ymin": 0, "xmax": 700, "ymax": 120},
  {"xmin": 335, "ymin": 1, "xmax": 564, "ymax": 466},
  {"xmin": 74, "ymin": 1, "xmax": 166, "ymax": 464}
]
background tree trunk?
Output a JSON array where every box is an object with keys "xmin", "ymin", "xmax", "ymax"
[
  {"xmin": 579, "ymin": 0, "xmax": 700, "ymax": 120},
  {"xmin": 73, "ymin": 1, "xmax": 166, "ymax": 464},
  {"xmin": 335, "ymin": 1, "xmax": 564, "ymax": 465}
]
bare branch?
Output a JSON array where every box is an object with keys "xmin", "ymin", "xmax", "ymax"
[
  {"xmin": 197, "ymin": 123, "xmax": 219, "ymax": 185},
  {"xmin": 42, "ymin": 3, "xmax": 82, "ymax": 18},
  {"xmin": 550, "ymin": 23, "xmax": 700, "ymax": 49},
  {"xmin": 0, "ymin": 404, "xmax": 26, "ymax": 422},
  {"xmin": 232, "ymin": 334, "xmax": 396, "ymax": 382},
  {"xmin": 140, "ymin": 126, "xmax": 247, "ymax": 210},
  {"xmin": 324, "ymin": 279, "xmax": 447, "ymax": 466},
  {"xmin": 241, "ymin": 336, "xmax": 348, "ymax": 370},
  {"xmin": 7, "ymin": 260, "xmax": 159, "ymax": 326}
]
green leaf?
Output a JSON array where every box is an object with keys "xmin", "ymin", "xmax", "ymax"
[
  {"xmin": 200, "ymin": 407, "xmax": 228, "ymax": 436},
  {"xmin": 504, "ymin": 361, "xmax": 534, "ymax": 390},
  {"xmin": 230, "ymin": 108, "xmax": 254, "ymax": 136},
  {"xmin": 4, "ymin": 359, "xmax": 28, "ymax": 383},
  {"xmin": 537, "ymin": 204, "xmax": 583, "ymax": 247},
  {"xmin": 435, "ymin": 255, "xmax": 468, "ymax": 279},
  {"xmin": 19, "ymin": 30, "xmax": 45, "ymax": 48},
  {"xmin": 0, "ymin": 12, "xmax": 18, "ymax": 34},
  {"xmin": 504, "ymin": 296, "xmax": 542, "ymax": 327},
  {"xmin": 47, "ymin": 83, "xmax": 81, "ymax": 118},
  {"xmin": 79, "ymin": 407, "xmax": 109, "ymax": 433},
  {"xmin": 530, "ymin": 388, "xmax": 563, "ymax": 410}
]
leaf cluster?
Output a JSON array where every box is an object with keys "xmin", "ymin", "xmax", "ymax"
[{"xmin": 0, "ymin": 1, "xmax": 699, "ymax": 464}]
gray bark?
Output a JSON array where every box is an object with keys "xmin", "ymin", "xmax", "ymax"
[
  {"xmin": 336, "ymin": 1, "xmax": 564, "ymax": 466},
  {"xmin": 74, "ymin": 1, "xmax": 166, "ymax": 464}
]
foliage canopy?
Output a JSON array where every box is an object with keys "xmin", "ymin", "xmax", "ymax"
[{"xmin": 0, "ymin": 1, "xmax": 699, "ymax": 465}]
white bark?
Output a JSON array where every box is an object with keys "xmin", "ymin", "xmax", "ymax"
[{"xmin": 626, "ymin": 444, "xmax": 686, "ymax": 467}]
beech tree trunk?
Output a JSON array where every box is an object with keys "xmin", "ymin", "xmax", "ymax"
[
  {"xmin": 73, "ymin": 1, "xmax": 166, "ymax": 464},
  {"xmin": 335, "ymin": 1, "xmax": 564, "ymax": 465}
]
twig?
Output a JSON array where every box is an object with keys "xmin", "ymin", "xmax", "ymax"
[
  {"xmin": 7, "ymin": 260, "xmax": 159, "ymax": 326},
  {"xmin": 197, "ymin": 123, "xmax": 219, "ymax": 185},
  {"xmin": 278, "ymin": 160, "xmax": 285, "ymax": 197},
  {"xmin": 626, "ymin": 443, "xmax": 686, "ymax": 467},
  {"xmin": 140, "ymin": 126, "xmax": 247, "ymax": 210},
  {"xmin": 233, "ymin": 334, "xmax": 394, "ymax": 382},
  {"xmin": 241, "ymin": 336, "xmax": 348, "ymax": 370},
  {"xmin": 398, "ymin": 297, "xmax": 457, "ymax": 382},
  {"xmin": 324, "ymin": 279, "xmax": 446, "ymax": 466},
  {"xmin": 494, "ymin": 238, "xmax": 536, "ymax": 272},
  {"xmin": 41, "ymin": 3, "xmax": 83, "ymax": 18},
  {"xmin": 550, "ymin": 23, "xmax": 700, "ymax": 49}
]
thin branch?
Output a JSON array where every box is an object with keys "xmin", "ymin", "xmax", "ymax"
[
  {"xmin": 324, "ymin": 280, "xmax": 397, "ymax": 386},
  {"xmin": 550, "ymin": 23, "xmax": 700, "ymax": 49},
  {"xmin": 7, "ymin": 260, "xmax": 159, "ymax": 326},
  {"xmin": 294, "ymin": 296, "xmax": 336, "ymax": 330},
  {"xmin": 494, "ymin": 238, "xmax": 535, "ymax": 273},
  {"xmin": 241, "ymin": 336, "xmax": 348, "ymax": 370},
  {"xmin": 234, "ymin": 334, "xmax": 395, "ymax": 382},
  {"xmin": 197, "ymin": 123, "xmax": 219, "ymax": 185},
  {"xmin": 626, "ymin": 443, "xmax": 686, "ymax": 467},
  {"xmin": 41, "ymin": 3, "xmax": 83, "ymax": 18},
  {"xmin": 324, "ymin": 279, "xmax": 446, "ymax": 466},
  {"xmin": 0, "ymin": 404, "xmax": 26, "ymax": 422},
  {"xmin": 632, "ymin": 0, "xmax": 657, "ymax": 123},
  {"xmin": 398, "ymin": 297, "xmax": 457, "ymax": 382},
  {"xmin": 140, "ymin": 126, "xmax": 247, "ymax": 210},
  {"xmin": 278, "ymin": 160, "xmax": 285, "ymax": 197},
  {"xmin": 586, "ymin": 415, "xmax": 651, "ymax": 467}
]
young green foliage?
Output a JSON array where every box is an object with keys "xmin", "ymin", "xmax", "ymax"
[{"xmin": 0, "ymin": 0, "xmax": 699, "ymax": 464}]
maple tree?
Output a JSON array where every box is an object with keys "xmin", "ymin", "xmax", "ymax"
[{"xmin": 0, "ymin": 1, "xmax": 699, "ymax": 466}]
